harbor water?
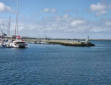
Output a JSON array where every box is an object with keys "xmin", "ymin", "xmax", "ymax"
[{"xmin": 0, "ymin": 40, "xmax": 111, "ymax": 85}]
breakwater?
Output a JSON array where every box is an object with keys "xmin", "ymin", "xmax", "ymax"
[
  {"xmin": 22, "ymin": 38, "xmax": 95, "ymax": 47},
  {"xmin": 46, "ymin": 40, "xmax": 95, "ymax": 47}
]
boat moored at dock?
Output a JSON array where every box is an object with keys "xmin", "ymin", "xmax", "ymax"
[{"xmin": 10, "ymin": 39, "xmax": 27, "ymax": 48}]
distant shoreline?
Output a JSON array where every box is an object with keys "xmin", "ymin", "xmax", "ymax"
[
  {"xmin": 4, "ymin": 36, "xmax": 111, "ymax": 41},
  {"xmin": 22, "ymin": 37, "xmax": 111, "ymax": 41}
]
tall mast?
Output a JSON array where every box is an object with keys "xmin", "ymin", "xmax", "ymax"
[
  {"xmin": 0, "ymin": 24, "xmax": 3, "ymax": 35},
  {"xmin": 8, "ymin": 16, "xmax": 11, "ymax": 36},
  {"xmin": 15, "ymin": 0, "xmax": 19, "ymax": 36}
]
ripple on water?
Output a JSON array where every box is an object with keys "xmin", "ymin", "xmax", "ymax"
[{"xmin": 0, "ymin": 41, "xmax": 111, "ymax": 85}]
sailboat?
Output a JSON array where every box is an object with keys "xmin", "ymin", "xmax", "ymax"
[
  {"xmin": 10, "ymin": 14, "xmax": 27, "ymax": 48},
  {"xmin": 5, "ymin": 0, "xmax": 28, "ymax": 48},
  {"xmin": 10, "ymin": 36, "xmax": 27, "ymax": 48},
  {"xmin": 0, "ymin": 24, "xmax": 8, "ymax": 47}
]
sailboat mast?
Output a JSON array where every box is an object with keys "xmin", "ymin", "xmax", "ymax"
[
  {"xmin": 8, "ymin": 16, "xmax": 11, "ymax": 36},
  {"xmin": 15, "ymin": 0, "xmax": 19, "ymax": 36}
]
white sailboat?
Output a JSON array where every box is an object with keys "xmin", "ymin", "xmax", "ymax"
[
  {"xmin": 10, "ymin": 36, "xmax": 27, "ymax": 48},
  {"xmin": 5, "ymin": 0, "xmax": 28, "ymax": 48}
]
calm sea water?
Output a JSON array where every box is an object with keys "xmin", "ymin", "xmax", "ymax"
[{"xmin": 0, "ymin": 40, "xmax": 111, "ymax": 85}]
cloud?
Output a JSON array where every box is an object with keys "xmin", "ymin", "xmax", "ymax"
[
  {"xmin": 90, "ymin": 2, "xmax": 107, "ymax": 16},
  {"xmin": 17, "ymin": 15, "xmax": 111, "ymax": 39},
  {"xmin": 70, "ymin": 19, "xmax": 85, "ymax": 27},
  {"xmin": 63, "ymin": 14, "xmax": 69, "ymax": 18},
  {"xmin": 0, "ymin": 2, "xmax": 11, "ymax": 12},
  {"xmin": 105, "ymin": 21, "xmax": 111, "ymax": 26},
  {"xmin": 42, "ymin": 8, "xmax": 56, "ymax": 13},
  {"xmin": 3, "ymin": 14, "xmax": 110, "ymax": 39}
]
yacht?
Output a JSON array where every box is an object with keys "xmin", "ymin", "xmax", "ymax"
[
  {"xmin": 9, "ymin": 35, "xmax": 27, "ymax": 48},
  {"xmin": 10, "ymin": 39, "xmax": 27, "ymax": 48}
]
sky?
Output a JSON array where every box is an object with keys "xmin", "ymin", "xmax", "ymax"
[{"xmin": 0, "ymin": 0, "xmax": 111, "ymax": 39}]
